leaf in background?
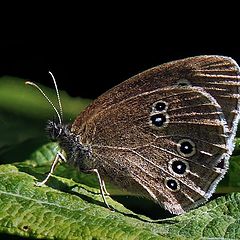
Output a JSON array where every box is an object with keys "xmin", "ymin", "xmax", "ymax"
[
  {"xmin": 216, "ymin": 137, "xmax": 240, "ymax": 193},
  {"xmin": 0, "ymin": 76, "xmax": 91, "ymax": 163}
]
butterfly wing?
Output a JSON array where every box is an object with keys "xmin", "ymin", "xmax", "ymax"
[
  {"xmin": 70, "ymin": 56, "xmax": 240, "ymax": 214},
  {"xmin": 74, "ymin": 56, "xmax": 240, "ymax": 142},
  {"xmin": 72, "ymin": 85, "xmax": 229, "ymax": 214}
]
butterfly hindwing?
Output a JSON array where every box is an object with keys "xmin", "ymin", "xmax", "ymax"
[{"xmin": 81, "ymin": 86, "xmax": 229, "ymax": 214}]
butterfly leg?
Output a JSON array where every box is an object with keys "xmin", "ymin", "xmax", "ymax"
[
  {"xmin": 102, "ymin": 179, "xmax": 110, "ymax": 196},
  {"xmin": 35, "ymin": 150, "xmax": 65, "ymax": 187},
  {"xmin": 87, "ymin": 169, "xmax": 113, "ymax": 210}
]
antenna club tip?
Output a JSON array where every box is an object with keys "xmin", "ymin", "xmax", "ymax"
[{"xmin": 25, "ymin": 81, "xmax": 33, "ymax": 85}]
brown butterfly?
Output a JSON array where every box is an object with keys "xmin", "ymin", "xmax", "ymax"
[{"xmin": 27, "ymin": 55, "xmax": 240, "ymax": 215}]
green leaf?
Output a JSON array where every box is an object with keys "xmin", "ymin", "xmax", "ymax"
[
  {"xmin": 0, "ymin": 144, "xmax": 240, "ymax": 239},
  {"xmin": 0, "ymin": 164, "xmax": 167, "ymax": 240},
  {"xmin": 0, "ymin": 76, "xmax": 90, "ymax": 121},
  {"xmin": 217, "ymin": 137, "xmax": 240, "ymax": 193}
]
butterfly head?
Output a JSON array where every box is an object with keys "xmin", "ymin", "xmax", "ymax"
[
  {"xmin": 45, "ymin": 120, "xmax": 76, "ymax": 151},
  {"xmin": 26, "ymin": 74, "xmax": 92, "ymax": 172},
  {"xmin": 46, "ymin": 120, "xmax": 68, "ymax": 141}
]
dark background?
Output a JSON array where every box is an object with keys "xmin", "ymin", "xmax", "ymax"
[
  {"xmin": 1, "ymin": 5, "xmax": 239, "ymax": 100},
  {"xmin": 1, "ymin": 33, "xmax": 240, "ymax": 100}
]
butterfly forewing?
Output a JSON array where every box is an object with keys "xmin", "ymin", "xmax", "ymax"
[{"xmin": 73, "ymin": 56, "xmax": 240, "ymax": 142}]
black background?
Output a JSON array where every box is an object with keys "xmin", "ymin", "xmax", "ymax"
[
  {"xmin": 1, "ymin": 4, "xmax": 240, "ymax": 100},
  {"xmin": 1, "ymin": 28, "xmax": 240, "ymax": 100}
]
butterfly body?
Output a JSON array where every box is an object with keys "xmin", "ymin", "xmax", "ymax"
[{"xmin": 45, "ymin": 55, "xmax": 240, "ymax": 215}]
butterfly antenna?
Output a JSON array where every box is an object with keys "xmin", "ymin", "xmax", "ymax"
[
  {"xmin": 25, "ymin": 81, "xmax": 62, "ymax": 125},
  {"xmin": 48, "ymin": 71, "xmax": 63, "ymax": 120}
]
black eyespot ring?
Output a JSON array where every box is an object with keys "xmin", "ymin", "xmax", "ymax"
[
  {"xmin": 154, "ymin": 101, "xmax": 167, "ymax": 112},
  {"xmin": 150, "ymin": 114, "xmax": 168, "ymax": 127},
  {"xmin": 168, "ymin": 158, "xmax": 189, "ymax": 176},
  {"xmin": 165, "ymin": 178, "xmax": 180, "ymax": 192},
  {"xmin": 177, "ymin": 139, "xmax": 196, "ymax": 157}
]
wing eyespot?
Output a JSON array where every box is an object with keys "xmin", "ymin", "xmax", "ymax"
[
  {"xmin": 165, "ymin": 178, "xmax": 180, "ymax": 192},
  {"xmin": 177, "ymin": 139, "xmax": 196, "ymax": 157}
]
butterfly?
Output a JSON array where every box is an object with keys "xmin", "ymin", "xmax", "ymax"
[{"xmin": 27, "ymin": 55, "xmax": 240, "ymax": 215}]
